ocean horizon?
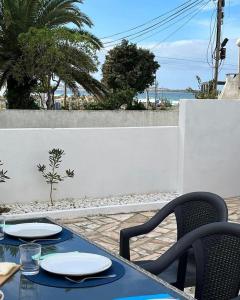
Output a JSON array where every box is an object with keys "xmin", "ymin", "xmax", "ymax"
[{"xmin": 55, "ymin": 89, "xmax": 196, "ymax": 104}]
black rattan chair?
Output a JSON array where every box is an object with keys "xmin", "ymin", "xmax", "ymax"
[
  {"xmin": 119, "ymin": 192, "xmax": 228, "ymax": 289},
  {"xmin": 142, "ymin": 222, "xmax": 240, "ymax": 300}
]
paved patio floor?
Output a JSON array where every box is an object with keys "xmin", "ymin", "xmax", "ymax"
[{"xmin": 60, "ymin": 197, "xmax": 240, "ymax": 262}]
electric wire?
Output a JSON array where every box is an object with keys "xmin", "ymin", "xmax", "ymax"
[
  {"xmin": 149, "ymin": 0, "xmax": 211, "ymax": 51},
  {"xmin": 154, "ymin": 55, "xmax": 237, "ymax": 67},
  {"xmin": 206, "ymin": 1, "xmax": 217, "ymax": 67},
  {"xmin": 134, "ymin": 2, "xmax": 209, "ymax": 44},
  {"xmin": 100, "ymin": 0, "xmax": 201, "ymax": 40},
  {"xmin": 103, "ymin": 0, "xmax": 205, "ymax": 46}
]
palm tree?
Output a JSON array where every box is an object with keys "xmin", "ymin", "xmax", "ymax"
[{"xmin": 0, "ymin": 0, "xmax": 105, "ymax": 109}]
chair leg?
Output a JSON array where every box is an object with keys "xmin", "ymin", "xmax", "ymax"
[{"xmin": 175, "ymin": 253, "xmax": 188, "ymax": 290}]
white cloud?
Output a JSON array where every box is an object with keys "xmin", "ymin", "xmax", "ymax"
[{"xmin": 95, "ymin": 38, "xmax": 239, "ymax": 89}]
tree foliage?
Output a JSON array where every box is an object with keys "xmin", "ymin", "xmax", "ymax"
[
  {"xmin": 0, "ymin": 0, "xmax": 105, "ymax": 109},
  {"xmin": 188, "ymin": 76, "xmax": 217, "ymax": 99},
  {"xmin": 13, "ymin": 27, "xmax": 106, "ymax": 109},
  {"xmin": 102, "ymin": 40, "xmax": 160, "ymax": 94}
]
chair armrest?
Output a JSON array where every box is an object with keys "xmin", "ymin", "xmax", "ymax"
[
  {"xmin": 140, "ymin": 222, "xmax": 229, "ymax": 275},
  {"xmin": 119, "ymin": 203, "xmax": 174, "ymax": 260}
]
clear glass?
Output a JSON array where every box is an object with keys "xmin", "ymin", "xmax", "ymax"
[
  {"xmin": 0, "ymin": 217, "xmax": 5, "ymax": 241},
  {"xmin": 19, "ymin": 244, "xmax": 41, "ymax": 275}
]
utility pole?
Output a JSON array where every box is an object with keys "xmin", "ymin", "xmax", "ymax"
[{"xmin": 213, "ymin": 0, "xmax": 225, "ymax": 95}]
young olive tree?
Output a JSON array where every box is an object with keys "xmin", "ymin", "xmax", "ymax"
[
  {"xmin": 0, "ymin": 161, "xmax": 10, "ymax": 214},
  {"xmin": 0, "ymin": 161, "xmax": 10, "ymax": 183},
  {"xmin": 37, "ymin": 149, "xmax": 74, "ymax": 205}
]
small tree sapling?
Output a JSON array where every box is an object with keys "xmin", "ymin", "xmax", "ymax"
[{"xmin": 37, "ymin": 148, "xmax": 74, "ymax": 205}]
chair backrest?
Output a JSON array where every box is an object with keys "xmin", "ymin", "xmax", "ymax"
[
  {"xmin": 193, "ymin": 225, "xmax": 240, "ymax": 300},
  {"xmin": 172, "ymin": 192, "xmax": 228, "ymax": 239},
  {"xmin": 151, "ymin": 222, "xmax": 240, "ymax": 300}
]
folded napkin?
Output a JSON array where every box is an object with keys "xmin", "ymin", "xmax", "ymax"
[
  {"xmin": 0, "ymin": 262, "xmax": 20, "ymax": 287},
  {"xmin": 0, "ymin": 263, "xmax": 17, "ymax": 276}
]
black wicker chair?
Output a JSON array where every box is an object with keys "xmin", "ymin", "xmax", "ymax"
[
  {"xmin": 119, "ymin": 192, "xmax": 228, "ymax": 289},
  {"xmin": 142, "ymin": 222, "xmax": 240, "ymax": 300}
]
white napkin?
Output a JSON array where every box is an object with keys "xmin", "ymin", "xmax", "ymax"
[{"xmin": 0, "ymin": 263, "xmax": 17, "ymax": 276}]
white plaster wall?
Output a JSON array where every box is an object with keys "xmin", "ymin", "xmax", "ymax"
[
  {"xmin": 179, "ymin": 99, "xmax": 240, "ymax": 197},
  {"xmin": 0, "ymin": 127, "xmax": 178, "ymax": 204},
  {"xmin": 219, "ymin": 74, "xmax": 240, "ymax": 100},
  {"xmin": 0, "ymin": 110, "xmax": 178, "ymax": 128}
]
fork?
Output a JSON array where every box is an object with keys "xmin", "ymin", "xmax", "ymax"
[
  {"xmin": 18, "ymin": 237, "xmax": 61, "ymax": 243},
  {"xmin": 65, "ymin": 274, "xmax": 117, "ymax": 283}
]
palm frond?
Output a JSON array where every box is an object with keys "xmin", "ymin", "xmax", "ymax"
[{"xmin": 70, "ymin": 68, "xmax": 107, "ymax": 99}]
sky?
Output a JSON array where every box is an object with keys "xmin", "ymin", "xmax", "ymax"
[{"xmin": 81, "ymin": 0, "xmax": 240, "ymax": 89}]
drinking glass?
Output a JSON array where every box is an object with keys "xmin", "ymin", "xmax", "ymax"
[
  {"xmin": 19, "ymin": 244, "xmax": 41, "ymax": 275},
  {"xmin": 0, "ymin": 217, "xmax": 5, "ymax": 241}
]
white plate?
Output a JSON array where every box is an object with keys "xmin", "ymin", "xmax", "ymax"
[
  {"xmin": 4, "ymin": 223, "xmax": 62, "ymax": 238},
  {"xmin": 40, "ymin": 252, "xmax": 112, "ymax": 276},
  {"xmin": 0, "ymin": 290, "xmax": 4, "ymax": 300}
]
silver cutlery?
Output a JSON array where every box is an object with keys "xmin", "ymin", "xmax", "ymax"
[
  {"xmin": 65, "ymin": 274, "xmax": 117, "ymax": 283},
  {"xmin": 18, "ymin": 237, "xmax": 61, "ymax": 243}
]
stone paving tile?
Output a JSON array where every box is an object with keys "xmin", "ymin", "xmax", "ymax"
[{"xmin": 60, "ymin": 196, "xmax": 240, "ymax": 264}]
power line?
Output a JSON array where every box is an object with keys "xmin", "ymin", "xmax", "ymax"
[
  {"xmin": 206, "ymin": 1, "xmax": 217, "ymax": 67},
  {"xmin": 134, "ymin": 2, "xmax": 209, "ymax": 44},
  {"xmin": 103, "ymin": 0, "xmax": 205, "ymax": 46},
  {"xmin": 155, "ymin": 55, "xmax": 237, "ymax": 67},
  {"xmin": 149, "ymin": 0, "xmax": 211, "ymax": 51},
  {"xmin": 125, "ymin": 0, "xmax": 205, "ymax": 44},
  {"xmin": 100, "ymin": 0, "xmax": 203, "ymax": 40}
]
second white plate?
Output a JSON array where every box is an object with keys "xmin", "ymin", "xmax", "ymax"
[
  {"xmin": 40, "ymin": 252, "xmax": 112, "ymax": 276},
  {"xmin": 5, "ymin": 223, "xmax": 62, "ymax": 239}
]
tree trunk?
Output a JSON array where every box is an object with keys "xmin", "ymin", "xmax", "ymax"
[
  {"xmin": 6, "ymin": 76, "xmax": 38, "ymax": 109},
  {"xmin": 64, "ymin": 83, "xmax": 67, "ymax": 108},
  {"xmin": 46, "ymin": 77, "xmax": 60, "ymax": 110},
  {"xmin": 46, "ymin": 90, "xmax": 54, "ymax": 110}
]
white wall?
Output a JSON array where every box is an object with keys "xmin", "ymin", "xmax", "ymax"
[
  {"xmin": 0, "ymin": 127, "xmax": 178, "ymax": 204},
  {"xmin": 0, "ymin": 110, "xmax": 178, "ymax": 128},
  {"xmin": 2, "ymin": 100, "xmax": 240, "ymax": 204},
  {"xmin": 179, "ymin": 99, "xmax": 240, "ymax": 197},
  {"xmin": 219, "ymin": 74, "xmax": 240, "ymax": 100}
]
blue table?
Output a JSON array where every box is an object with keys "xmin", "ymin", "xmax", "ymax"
[{"xmin": 0, "ymin": 218, "xmax": 194, "ymax": 300}]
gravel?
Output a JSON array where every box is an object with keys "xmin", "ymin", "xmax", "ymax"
[{"xmin": 3, "ymin": 192, "xmax": 179, "ymax": 215}]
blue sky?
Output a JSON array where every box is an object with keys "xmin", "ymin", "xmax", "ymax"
[{"xmin": 82, "ymin": 0, "xmax": 240, "ymax": 89}]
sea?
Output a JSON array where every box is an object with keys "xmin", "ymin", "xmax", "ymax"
[
  {"xmin": 137, "ymin": 90, "xmax": 195, "ymax": 105},
  {"xmin": 55, "ymin": 89, "xmax": 195, "ymax": 105}
]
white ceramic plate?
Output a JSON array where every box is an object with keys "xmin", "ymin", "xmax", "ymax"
[
  {"xmin": 0, "ymin": 290, "xmax": 4, "ymax": 300},
  {"xmin": 4, "ymin": 223, "xmax": 62, "ymax": 238},
  {"xmin": 40, "ymin": 252, "xmax": 112, "ymax": 276}
]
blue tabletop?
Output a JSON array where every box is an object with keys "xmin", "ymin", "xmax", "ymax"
[{"xmin": 0, "ymin": 218, "xmax": 193, "ymax": 300}]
